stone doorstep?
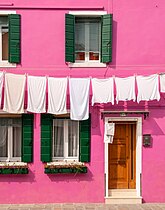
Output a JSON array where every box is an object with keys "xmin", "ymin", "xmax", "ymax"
[{"xmin": 105, "ymin": 196, "xmax": 142, "ymax": 204}]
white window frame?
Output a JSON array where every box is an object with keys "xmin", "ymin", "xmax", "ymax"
[
  {"xmin": 52, "ymin": 119, "xmax": 79, "ymax": 162},
  {"xmin": 68, "ymin": 11, "xmax": 107, "ymax": 68},
  {"xmin": 0, "ymin": 10, "xmax": 16, "ymax": 67},
  {"xmin": 0, "ymin": 120, "xmax": 21, "ymax": 162}
]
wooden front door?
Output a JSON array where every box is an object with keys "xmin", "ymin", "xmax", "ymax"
[{"xmin": 108, "ymin": 122, "xmax": 136, "ymax": 189}]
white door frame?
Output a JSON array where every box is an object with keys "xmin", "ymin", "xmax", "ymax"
[{"xmin": 104, "ymin": 117, "xmax": 142, "ymax": 198}]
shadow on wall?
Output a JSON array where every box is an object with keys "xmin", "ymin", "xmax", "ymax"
[
  {"xmin": 91, "ymin": 106, "xmax": 102, "ymax": 136},
  {"xmin": 104, "ymin": 20, "xmax": 117, "ymax": 77},
  {"xmin": 0, "ymin": 168, "xmax": 36, "ymax": 183},
  {"xmin": 143, "ymin": 113, "xmax": 165, "ymax": 136}
]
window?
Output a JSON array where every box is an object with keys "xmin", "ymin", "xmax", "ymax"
[
  {"xmin": 41, "ymin": 114, "xmax": 91, "ymax": 163},
  {"xmin": 65, "ymin": 12, "xmax": 113, "ymax": 67},
  {"xmin": 75, "ymin": 17, "xmax": 101, "ymax": 62},
  {"xmin": 0, "ymin": 114, "xmax": 33, "ymax": 163},
  {"xmin": 0, "ymin": 12, "xmax": 21, "ymax": 66},
  {"xmin": 0, "ymin": 118, "xmax": 21, "ymax": 162},
  {"xmin": 0, "ymin": 16, "xmax": 9, "ymax": 61},
  {"xmin": 53, "ymin": 119, "xmax": 79, "ymax": 161}
]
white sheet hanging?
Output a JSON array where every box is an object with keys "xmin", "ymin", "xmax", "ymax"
[
  {"xmin": 91, "ymin": 78, "xmax": 114, "ymax": 105},
  {"xmin": 69, "ymin": 78, "xmax": 90, "ymax": 121},
  {"xmin": 27, "ymin": 76, "xmax": 46, "ymax": 113},
  {"xmin": 0, "ymin": 72, "xmax": 4, "ymax": 108},
  {"xmin": 115, "ymin": 76, "xmax": 136, "ymax": 103},
  {"xmin": 104, "ymin": 122, "xmax": 115, "ymax": 143},
  {"xmin": 160, "ymin": 74, "xmax": 165, "ymax": 92},
  {"xmin": 3, "ymin": 73, "xmax": 26, "ymax": 113},
  {"xmin": 48, "ymin": 77, "xmax": 68, "ymax": 114},
  {"xmin": 136, "ymin": 74, "xmax": 160, "ymax": 103}
]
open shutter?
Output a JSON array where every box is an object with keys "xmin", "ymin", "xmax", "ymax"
[
  {"xmin": 41, "ymin": 114, "xmax": 53, "ymax": 162},
  {"xmin": 8, "ymin": 14, "xmax": 21, "ymax": 63},
  {"xmin": 79, "ymin": 117, "xmax": 91, "ymax": 162},
  {"xmin": 22, "ymin": 114, "xmax": 33, "ymax": 163},
  {"xmin": 101, "ymin": 14, "xmax": 113, "ymax": 63},
  {"xmin": 65, "ymin": 14, "xmax": 75, "ymax": 63}
]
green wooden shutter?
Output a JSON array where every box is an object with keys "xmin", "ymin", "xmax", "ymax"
[
  {"xmin": 79, "ymin": 117, "xmax": 91, "ymax": 162},
  {"xmin": 22, "ymin": 114, "xmax": 33, "ymax": 163},
  {"xmin": 8, "ymin": 14, "xmax": 21, "ymax": 63},
  {"xmin": 101, "ymin": 14, "xmax": 113, "ymax": 63},
  {"xmin": 65, "ymin": 14, "xmax": 75, "ymax": 63},
  {"xmin": 41, "ymin": 114, "xmax": 53, "ymax": 162}
]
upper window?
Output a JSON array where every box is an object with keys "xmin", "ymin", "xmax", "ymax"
[
  {"xmin": 65, "ymin": 12, "xmax": 113, "ymax": 67},
  {"xmin": 0, "ymin": 16, "xmax": 9, "ymax": 61},
  {"xmin": 0, "ymin": 114, "xmax": 33, "ymax": 163},
  {"xmin": 75, "ymin": 17, "xmax": 101, "ymax": 62},
  {"xmin": 0, "ymin": 12, "xmax": 21, "ymax": 66}
]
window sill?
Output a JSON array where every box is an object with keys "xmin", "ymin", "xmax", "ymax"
[
  {"xmin": 0, "ymin": 61, "xmax": 16, "ymax": 68},
  {"xmin": 68, "ymin": 62, "xmax": 106, "ymax": 68},
  {"xmin": 0, "ymin": 162, "xmax": 28, "ymax": 174},
  {"xmin": 45, "ymin": 162, "xmax": 87, "ymax": 174}
]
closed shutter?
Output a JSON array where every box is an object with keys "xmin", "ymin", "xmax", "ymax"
[
  {"xmin": 79, "ymin": 117, "xmax": 91, "ymax": 162},
  {"xmin": 8, "ymin": 14, "xmax": 21, "ymax": 63},
  {"xmin": 22, "ymin": 114, "xmax": 33, "ymax": 163},
  {"xmin": 101, "ymin": 14, "xmax": 113, "ymax": 63},
  {"xmin": 65, "ymin": 14, "xmax": 75, "ymax": 63},
  {"xmin": 41, "ymin": 114, "xmax": 53, "ymax": 162}
]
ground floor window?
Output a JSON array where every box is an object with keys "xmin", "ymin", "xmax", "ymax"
[
  {"xmin": 53, "ymin": 119, "xmax": 79, "ymax": 161},
  {"xmin": 0, "ymin": 117, "xmax": 21, "ymax": 162}
]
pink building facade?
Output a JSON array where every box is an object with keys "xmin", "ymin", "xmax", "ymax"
[{"xmin": 0, "ymin": 0, "xmax": 165, "ymax": 204}]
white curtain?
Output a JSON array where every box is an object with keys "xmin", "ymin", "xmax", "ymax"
[
  {"xmin": 68, "ymin": 120, "xmax": 78, "ymax": 157},
  {"xmin": 0, "ymin": 118, "xmax": 21, "ymax": 158},
  {"xmin": 53, "ymin": 119, "xmax": 79, "ymax": 158},
  {"xmin": 13, "ymin": 127, "xmax": 21, "ymax": 157},
  {"xmin": 53, "ymin": 119, "xmax": 64, "ymax": 157},
  {"xmin": 0, "ymin": 126, "xmax": 8, "ymax": 157}
]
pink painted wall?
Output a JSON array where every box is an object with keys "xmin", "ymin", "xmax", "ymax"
[{"xmin": 0, "ymin": 0, "xmax": 165, "ymax": 203}]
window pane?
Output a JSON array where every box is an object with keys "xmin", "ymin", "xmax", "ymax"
[
  {"xmin": 0, "ymin": 17, "xmax": 8, "ymax": 61},
  {"xmin": 2, "ymin": 27, "xmax": 8, "ymax": 61},
  {"xmin": 89, "ymin": 20, "xmax": 100, "ymax": 52},
  {"xmin": 0, "ymin": 126, "xmax": 8, "ymax": 157},
  {"xmin": 53, "ymin": 119, "xmax": 64, "ymax": 157},
  {"xmin": 75, "ymin": 21, "xmax": 85, "ymax": 51},
  {"xmin": 0, "ymin": 118, "xmax": 21, "ymax": 159},
  {"xmin": 13, "ymin": 127, "xmax": 21, "ymax": 157},
  {"xmin": 75, "ymin": 17, "xmax": 101, "ymax": 61},
  {"xmin": 0, "ymin": 16, "xmax": 8, "ymax": 25},
  {"xmin": 68, "ymin": 120, "xmax": 79, "ymax": 157}
]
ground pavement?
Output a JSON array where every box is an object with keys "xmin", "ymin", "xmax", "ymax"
[{"xmin": 0, "ymin": 204, "xmax": 165, "ymax": 210}]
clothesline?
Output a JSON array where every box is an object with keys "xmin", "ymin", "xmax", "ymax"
[{"xmin": 0, "ymin": 72, "xmax": 165, "ymax": 120}]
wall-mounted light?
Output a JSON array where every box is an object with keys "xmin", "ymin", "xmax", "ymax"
[{"xmin": 143, "ymin": 134, "xmax": 152, "ymax": 147}]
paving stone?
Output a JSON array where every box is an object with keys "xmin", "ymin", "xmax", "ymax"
[
  {"xmin": 105, "ymin": 205, "xmax": 118, "ymax": 210},
  {"xmin": 74, "ymin": 204, "xmax": 85, "ymax": 210},
  {"xmin": 1, "ymin": 204, "xmax": 165, "ymax": 210},
  {"xmin": 53, "ymin": 208, "xmax": 62, "ymax": 210}
]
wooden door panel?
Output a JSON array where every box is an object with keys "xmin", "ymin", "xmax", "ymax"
[{"xmin": 108, "ymin": 123, "xmax": 136, "ymax": 189}]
